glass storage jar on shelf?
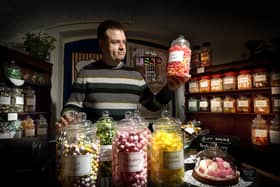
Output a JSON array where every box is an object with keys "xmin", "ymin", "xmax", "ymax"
[
  {"xmin": 0, "ymin": 83, "xmax": 11, "ymax": 113},
  {"xmin": 237, "ymin": 70, "xmax": 252, "ymax": 90},
  {"xmin": 253, "ymin": 95, "xmax": 271, "ymax": 114},
  {"xmin": 36, "ymin": 114, "xmax": 48, "ymax": 136},
  {"xmin": 188, "ymin": 77, "xmax": 200, "ymax": 93},
  {"xmin": 210, "ymin": 74, "xmax": 223, "ymax": 92},
  {"xmin": 188, "ymin": 97, "xmax": 199, "ymax": 112},
  {"xmin": 251, "ymin": 114, "xmax": 268, "ymax": 146},
  {"xmin": 210, "ymin": 96, "xmax": 223, "ymax": 112},
  {"xmin": 272, "ymin": 95, "xmax": 280, "ymax": 113},
  {"xmin": 237, "ymin": 95, "xmax": 252, "ymax": 113},
  {"xmin": 60, "ymin": 114, "xmax": 100, "ymax": 187},
  {"xmin": 223, "ymin": 71, "xmax": 237, "ymax": 91},
  {"xmin": 199, "ymin": 96, "xmax": 209, "ymax": 112},
  {"xmin": 269, "ymin": 114, "xmax": 280, "ymax": 144},
  {"xmin": 223, "ymin": 96, "xmax": 236, "ymax": 113},
  {"xmin": 22, "ymin": 115, "xmax": 35, "ymax": 137},
  {"xmin": 24, "ymin": 87, "xmax": 36, "ymax": 112},
  {"xmin": 150, "ymin": 110, "xmax": 184, "ymax": 187},
  {"xmin": 199, "ymin": 75, "xmax": 211, "ymax": 93},
  {"xmin": 112, "ymin": 111, "xmax": 149, "ymax": 187},
  {"xmin": 10, "ymin": 87, "xmax": 24, "ymax": 112},
  {"xmin": 270, "ymin": 69, "xmax": 280, "ymax": 87},
  {"xmin": 95, "ymin": 110, "xmax": 116, "ymax": 187},
  {"xmin": 200, "ymin": 42, "xmax": 212, "ymax": 67},
  {"xmin": 252, "ymin": 68, "xmax": 269, "ymax": 88}
]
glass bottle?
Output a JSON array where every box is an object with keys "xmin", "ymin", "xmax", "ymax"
[
  {"xmin": 269, "ymin": 114, "xmax": 280, "ymax": 144},
  {"xmin": 112, "ymin": 111, "xmax": 148, "ymax": 187},
  {"xmin": 199, "ymin": 96, "xmax": 209, "ymax": 112},
  {"xmin": 36, "ymin": 114, "xmax": 48, "ymax": 136},
  {"xmin": 252, "ymin": 68, "xmax": 269, "ymax": 88},
  {"xmin": 10, "ymin": 88, "xmax": 24, "ymax": 112},
  {"xmin": 223, "ymin": 95, "xmax": 236, "ymax": 113},
  {"xmin": 150, "ymin": 110, "xmax": 184, "ymax": 187},
  {"xmin": 200, "ymin": 42, "xmax": 212, "ymax": 67},
  {"xmin": 251, "ymin": 114, "xmax": 268, "ymax": 146},
  {"xmin": 223, "ymin": 71, "xmax": 237, "ymax": 91},
  {"xmin": 60, "ymin": 114, "xmax": 100, "ymax": 187},
  {"xmin": 95, "ymin": 110, "xmax": 116, "ymax": 187},
  {"xmin": 24, "ymin": 87, "xmax": 36, "ymax": 112},
  {"xmin": 22, "ymin": 115, "xmax": 35, "ymax": 137}
]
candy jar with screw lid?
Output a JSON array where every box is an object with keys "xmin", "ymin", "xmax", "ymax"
[{"xmin": 150, "ymin": 110, "xmax": 184, "ymax": 186}]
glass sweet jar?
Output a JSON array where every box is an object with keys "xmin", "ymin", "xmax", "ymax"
[
  {"xmin": 112, "ymin": 111, "xmax": 149, "ymax": 187},
  {"xmin": 95, "ymin": 110, "xmax": 116, "ymax": 186},
  {"xmin": 192, "ymin": 144, "xmax": 240, "ymax": 186},
  {"xmin": 57, "ymin": 112, "xmax": 100, "ymax": 187},
  {"xmin": 150, "ymin": 110, "xmax": 185, "ymax": 187},
  {"xmin": 167, "ymin": 35, "xmax": 192, "ymax": 82}
]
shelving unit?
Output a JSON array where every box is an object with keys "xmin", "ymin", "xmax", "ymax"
[{"xmin": 0, "ymin": 45, "xmax": 54, "ymax": 187}]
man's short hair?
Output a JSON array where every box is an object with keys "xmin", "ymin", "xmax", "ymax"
[{"xmin": 97, "ymin": 20, "xmax": 125, "ymax": 40}]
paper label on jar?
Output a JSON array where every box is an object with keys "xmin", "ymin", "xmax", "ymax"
[
  {"xmin": 25, "ymin": 129, "xmax": 35, "ymax": 137},
  {"xmin": 0, "ymin": 132, "xmax": 10, "ymax": 139},
  {"xmin": 254, "ymin": 74, "xmax": 266, "ymax": 82},
  {"xmin": 37, "ymin": 127, "xmax": 47, "ymax": 135},
  {"xmin": 224, "ymin": 78, "xmax": 234, "ymax": 84},
  {"xmin": 254, "ymin": 129, "xmax": 268, "ymax": 137},
  {"xmin": 224, "ymin": 101, "xmax": 233, "ymax": 108},
  {"xmin": 26, "ymin": 98, "xmax": 35, "ymax": 105},
  {"xmin": 189, "ymin": 82, "xmax": 198, "ymax": 88},
  {"xmin": 163, "ymin": 150, "xmax": 184, "ymax": 170},
  {"xmin": 200, "ymin": 81, "xmax": 209, "ymax": 88},
  {"xmin": 238, "ymin": 100, "xmax": 249, "ymax": 107},
  {"xmin": 255, "ymin": 100, "xmax": 267, "ymax": 107},
  {"xmin": 0, "ymin": 96, "xmax": 11, "ymax": 105},
  {"xmin": 271, "ymin": 87, "xmax": 280, "ymax": 94},
  {"xmin": 211, "ymin": 80, "xmax": 221, "ymax": 86},
  {"xmin": 200, "ymin": 101, "xmax": 208, "ymax": 108},
  {"xmin": 271, "ymin": 73, "xmax": 280, "ymax": 81},
  {"xmin": 189, "ymin": 100, "xmax": 197, "ymax": 108},
  {"xmin": 274, "ymin": 99, "xmax": 280, "ymax": 107},
  {"xmin": 63, "ymin": 155, "xmax": 92, "ymax": 176},
  {"xmin": 100, "ymin": 145, "xmax": 112, "ymax": 162},
  {"xmin": 269, "ymin": 130, "xmax": 280, "ymax": 144},
  {"xmin": 239, "ymin": 77, "xmax": 249, "ymax": 83},
  {"xmin": 211, "ymin": 101, "xmax": 221, "ymax": 107},
  {"xmin": 15, "ymin": 96, "xmax": 24, "ymax": 105},
  {"xmin": 119, "ymin": 151, "xmax": 144, "ymax": 172},
  {"xmin": 168, "ymin": 51, "xmax": 184, "ymax": 63}
]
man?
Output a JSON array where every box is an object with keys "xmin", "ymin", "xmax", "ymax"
[{"xmin": 56, "ymin": 19, "xmax": 185, "ymax": 129}]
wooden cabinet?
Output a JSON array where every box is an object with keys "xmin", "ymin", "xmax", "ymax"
[{"xmin": 0, "ymin": 45, "xmax": 54, "ymax": 186}]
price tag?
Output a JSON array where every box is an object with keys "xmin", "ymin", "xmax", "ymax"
[
  {"xmin": 7, "ymin": 113, "xmax": 18, "ymax": 121},
  {"xmin": 197, "ymin": 67, "xmax": 205, "ymax": 74}
]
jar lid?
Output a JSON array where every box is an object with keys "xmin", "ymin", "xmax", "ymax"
[
  {"xmin": 252, "ymin": 68, "xmax": 267, "ymax": 73},
  {"xmin": 224, "ymin": 71, "xmax": 237, "ymax": 76},
  {"xmin": 238, "ymin": 70, "xmax": 251, "ymax": 74},
  {"xmin": 201, "ymin": 75, "xmax": 211, "ymax": 79},
  {"xmin": 211, "ymin": 74, "xmax": 223, "ymax": 78}
]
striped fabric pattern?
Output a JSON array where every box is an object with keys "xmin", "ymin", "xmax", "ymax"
[{"xmin": 62, "ymin": 60, "xmax": 173, "ymax": 122}]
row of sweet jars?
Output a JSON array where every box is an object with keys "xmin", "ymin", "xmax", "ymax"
[
  {"xmin": 0, "ymin": 83, "xmax": 36, "ymax": 113},
  {"xmin": 187, "ymin": 94, "xmax": 278, "ymax": 114},
  {"xmin": 188, "ymin": 67, "xmax": 279, "ymax": 93}
]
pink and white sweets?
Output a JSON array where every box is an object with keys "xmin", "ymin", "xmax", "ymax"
[{"xmin": 112, "ymin": 124, "xmax": 149, "ymax": 187}]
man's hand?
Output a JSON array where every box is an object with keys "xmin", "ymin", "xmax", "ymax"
[{"xmin": 55, "ymin": 112, "xmax": 75, "ymax": 132}]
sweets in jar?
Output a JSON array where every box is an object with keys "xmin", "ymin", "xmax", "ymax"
[
  {"xmin": 199, "ymin": 75, "xmax": 211, "ymax": 93},
  {"xmin": 167, "ymin": 35, "xmax": 191, "ymax": 82},
  {"xmin": 223, "ymin": 72, "xmax": 237, "ymax": 91},
  {"xmin": 210, "ymin": 74, "xmax": 223, "ymax": 92},
  {"xmin": 223, "ymin": 96, "xmax": 236, "ymax": 113},
  {"xmin": 237, "ymin": 96, "xmax": 252, "ymax": 113},
  {"xmin": 150, "ymin": 110, "xmax": 184, "ymax": 186},
  {"xmin": 210, "ymin": 96, "xmax": 223, "ymax": 112},
  {"xmin": 188, "ymin": 77, "xmax": 200, "ymax": 93},
  {"xmin": 237, "ymin": 70, "xmax": 252, "ymax": 90},
  {"xmin": 252, "ymin": 68, "xmax": 269, "ymax": 88},
  {"xmin": 253, "ymin": 95, "xmax": 270, "ymax": 114},
  {"xmin": 251, "ymin": 114, "xmax": 268, "ymax": 146}
]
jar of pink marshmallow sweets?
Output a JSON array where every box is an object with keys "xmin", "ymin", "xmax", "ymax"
[{"xmin": 112, "ymin": 111, "xmax": 149, "ymax": 187}]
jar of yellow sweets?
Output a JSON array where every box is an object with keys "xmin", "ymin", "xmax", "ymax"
[
  {"xmin": 251, "ymin": 114, "xmax": 268, "ymax": 146},
  {"xmin": 252, "ymin": 68, "xmax": 269, "ymax": 88},
  {"xmin": 150, "ymin": 110, "xmax": 184, "ymax": 186},
  {"xmin": 253, "ymin": 95, "xmax": 270, "ymax": 114},
  {"xmin": 210, "ymin": 73, "xmax": 223, "ymax": 92},
  {"xmin": 210, "ymin": 96, "xmax": 223, "ymax": 112},
  {"xmin": 237, "ymin": 70, "xmax": 252, "ymax": 90},
  {"xmin": 237, "ymin": 96, "xmax": 252, "ymax": 113},
  {"xmin": 223, "ymin": 96, "xmax": 236, "ymax": 113},
  {"xmin": 188, "ymin": 77, "xmax": 200, "ymax": 93},
  {"xmin": 199, "ymin": 75, "xmax": 211, "ymax": 93}
]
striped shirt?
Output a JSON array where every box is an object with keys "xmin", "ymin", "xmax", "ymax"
[{"xmin": 62, "ymin": 60, "xmax": 173, "ymax": 122}]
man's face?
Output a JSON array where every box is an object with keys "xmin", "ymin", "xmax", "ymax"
[{"xmin": 100, "ymin": 29, "xmax": 126, "ymax": 64}]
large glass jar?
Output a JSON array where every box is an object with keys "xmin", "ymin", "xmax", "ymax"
[
  {"xmin": 199, "ymin": 75, "xmax": 211, "ymax": 93},
  {"xmin": 150, "ymin": 110, "xmax": 184, "ymax": 186},
  {"xmin": 210, "ymin": 74, "xmax": 223, "ymax": 92},
  {"xmin": 24, "ymin": 87, "xmax": 36, "ymax": 112},
  {"xmin": 223, "ymin": 96, "xmax": 236, "ymax": 113},
  {"xmin": 167, "ymin": 35, "xmax": 191, "ymax": 82},
  {"xmin": 251, "ymin": 114, "xmax": 268, "ymax": 146},
  {"xmin": 36, "ymin": 114, "xmax": 48, "ymax": 136},
  {"xmin": 272, "ymin": 95, "xmax": 280, "ymax": 113},
  {"xmin": 60, "ymin": 116, "xmax": 100, "ymax": 187},
  {"xmin": 237, "ymin": 96, "xmax": 252, "ymax": 113},
  {"xmin": 252, "ymin": 68, "xmax": 269, "ymax": 88},
  {"xmin": 188, "ymin": 97, "xmax": 199, "ymax": 112},
  {"xmin": 95, "ymin": 110, "xmax": 116, "ymax": 187},
  {"xmin": 253, "ymin": 95, "xmax": 270, "ymax": 114},
  {"xmin": 223, "ymin": 72, "xmax": 237, "ymax": 91},
  {"xmin": 22, "ymin": 115, "xmax": 35, "ymax": 137},
  {"xmin": 270, "ymin": 69, "xmax": 280, "ymax": 87},
  {"xmin": 210, "ymin": 96, "xmax": 223, "ymax": 112},
  {"xmin": 200, "ymin": 42, "xmax": 212, "ymax": 67},
  {"xmin": 237, "ymin": 70, "xmax": 252, "ymax": 90},
  {"xmin": 188, "ymin": 77, "xmax": 200, "ymax": 93},
  {"xmin": 112, "ymin": 111, "xmax": 148, "ymax": 187},
  {"xmin": 10, "ymin": 88, "xmax": 24, "ymax": 112},
  {"xmin": 269, "ymin": 114, "xmax": 280, "ymax": 144},
  {"xmin": 199, "ymin": 96, "xmax": 209, "ymax": 112},
  {"xmin": 0, "ymin": 84, "xmax": 11, "ymax": 113}
]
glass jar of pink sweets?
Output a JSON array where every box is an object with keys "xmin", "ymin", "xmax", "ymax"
[
  {"xmin": 150, "ymin": 110, "xmax": 185, "ymax": 186},
  {"xmin": 112, "ymin": 111, "xmax": 149, "ymax": 187}
]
